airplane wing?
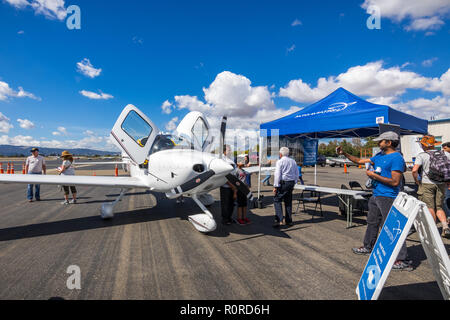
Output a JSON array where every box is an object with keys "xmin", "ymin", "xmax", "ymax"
[
  {"xmin": 243, "ymin": 166, "xmax": 276, "ymax": 174},
  {"xmin": 328, "ymin": 157, "xmax": 347, "ymax": 164},
  {"xmin": 74, "ymin": 161, "xmax": 126, "ymax": 166},
  {"xmin": 0, "ymin": 174, "xmax": 149, "ymax": 189}
]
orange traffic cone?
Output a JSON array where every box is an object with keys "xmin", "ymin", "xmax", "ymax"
[
  {"xmin": 6, "ymin": 162, "xmax": 10, "ymax": 174},
  {"xmin": 22, "ymin": 161, "xmax": 25, "ymax": 174},
  {"xmin": 0, "ymin": 163, "xmax": 3, "ymax": 174},
  {"xmin": 344, "ymin": 163, "xmax": 348, "ymax": 174},
  {"xmin": 115, "ymin": 164, "xmax": 118, "ymax": 177},
  {"xmin": 93, "ymin": 170, "xmax": 96, "ymax": 176},
  {"xmin": 11, "ymin": 162, "xmax": 14, "ymax": 174}
]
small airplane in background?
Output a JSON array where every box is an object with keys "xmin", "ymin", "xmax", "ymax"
[
  {"xmin": 326, "ymin": 155, "xmax": 357, "ymax": 167},
  {"xmin": 0, "ymin": 105, "xmax": 270, "ymax": 233}
]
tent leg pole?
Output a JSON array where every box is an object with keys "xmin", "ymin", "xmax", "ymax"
[
  {"xmin": 314, "ymin": 164, "xmax": 317, "ymax": 185},
  {"xmin": 257, "ymin": 136, "xmax": 262, "ymax": 199}
]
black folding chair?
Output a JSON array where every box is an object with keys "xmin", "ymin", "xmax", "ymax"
[
  {"xmin": 295, "ymin": 184, "xmax": 323, "ymax": 218},
  {"xmin": 349, "ymin": 181, "xmax": 365, "ymax": 191},
  {"xmin": 349, "ymin": 181, "xmax": 370, "ymax": 213}
]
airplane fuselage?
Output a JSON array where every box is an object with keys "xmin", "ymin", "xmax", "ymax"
[{"xmin": 129, "ymin": 149, "xmax": 233, "ymax": 197}]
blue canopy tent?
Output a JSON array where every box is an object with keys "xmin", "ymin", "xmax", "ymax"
[
  {"xmin": 260, "ymin": 87, "xmax": 428, "ymax": 138},
  {"xmin": 257, "ymin": 87, "xmax": 428, "ymax": 189}
]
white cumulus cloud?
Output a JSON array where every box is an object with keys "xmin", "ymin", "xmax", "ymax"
[
  {"xmin": 17, "ymin": 118, "xmax": 35, "ymax": 129},
  {"xmin": 165, "ymin": 117, "xmax": 179, "ymax": 131},
  {"xmin": 161, "ymin": 100, "xmax": 173, "ymax": 114},
  {"xmin": 422, "ymin": 57, "xmax": 438, "ymax": 67},
  {"xmin": 0, "ymin": 80, "xmax": 40, "ymax": 101},
  {"xmin": 5, "ymin": 0, "xmax": 67, "ymax": 21},
  {"xmin": 361, "ymin": 0, "xmax": 450, "ymax": 31},
  {"xmin": 79, "ymin": 90, "xmax": 113, "ymax": 100},
  {"xmin": 279, "ymin": 61, "xmax": 448, "ymax": 103},
  {"xmin": 291, "ymin": 19, "xmax": 302, "ymax": 26},
  {"xmin": 76, "ymin": 58, "xmax": 102, "ymax": 78},
  {"xmin": 168, "ymin": 71, "xmax": 298, "ymax": 140},
  {"xmin": 57, "ymin": 126, "xmax": 67, "ymax": 135},
  {"xmin": 0, "ymin": 113, "xmax": 14, "ymax": 133}
]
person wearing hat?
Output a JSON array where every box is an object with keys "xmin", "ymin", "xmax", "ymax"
[
  {"xmin": 412, "ymin": 135, "xmax": 450, "ymax": 238},
  {"xmin": 57, "ymin": 151, "xmax": 77, "ymax": 205},
  {"xmin": 25, "ymin": 147, "xmax": 46, "ymax": 202},
  {"xmin": 337, "ymin": 131, "xmax": 412, "ymax": 271}
]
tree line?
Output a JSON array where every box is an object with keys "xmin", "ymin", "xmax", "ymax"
[{"xmin": 318, "ymin": 138, "xmax": 378, "ymax": 157}]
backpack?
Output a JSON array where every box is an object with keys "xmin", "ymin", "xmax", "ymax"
[{"xmin": 425, "ymin": 150, "xmax": 450, "ymax": 183}]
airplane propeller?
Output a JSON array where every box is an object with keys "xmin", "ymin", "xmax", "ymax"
[
  {"xmin": 225, "ymin": 174, "xmax": 254, "ymax": 201},
  {"xmin": 170, "ymin": 169, "xmax": 216, "ymax": 195},
  {"xmin": 219, "ymin": 116, "xmax": 227, "ymax": 159}
]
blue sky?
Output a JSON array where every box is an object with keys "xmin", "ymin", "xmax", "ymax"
[{"xmin": 0, "ymin": 0, "xmax": 449, "ymax": 151}]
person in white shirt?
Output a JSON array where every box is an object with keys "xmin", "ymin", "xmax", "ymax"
[
  {"xmin": 57, "ymin": 151, "xmax": 77, "ymax": 205},
  {"xmin": 25, "ymin": 147, "xmax": 46, "ymax": 202},
  {"xmin": 273, "ymin": 147, "xmax": 299, "ymax": 227}
]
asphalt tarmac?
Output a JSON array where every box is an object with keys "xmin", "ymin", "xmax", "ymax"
[{"xmin": 0, "ymin": 165, "xmax": 448, "ymax": 300}]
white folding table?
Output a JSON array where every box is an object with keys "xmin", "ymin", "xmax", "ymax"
[{"xmin": 294, "ymin": 184, "xmax": 372, "ymax": 228}]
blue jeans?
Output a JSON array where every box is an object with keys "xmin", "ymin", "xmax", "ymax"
[
  {"xmin": 262, "ymin": 172, "xmax": 271, "ymax": 185},
  {"xmin": 27, "ymin": 172, "xmax": 42, "ymax": 200}
]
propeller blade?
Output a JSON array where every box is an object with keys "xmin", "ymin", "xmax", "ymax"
[
  {"xmin": 170, "ymin": 170, "xmax": 215, "ymax": 195},
  {"xmin": 226, "ymin": 174, "xmax": 254, "ymax": 201},
  {"xmin": 219, "ymin": 116, "xmax": 227, "ymax": 159}
]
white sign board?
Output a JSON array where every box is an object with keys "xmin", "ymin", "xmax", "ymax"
[
  {"xmin": 357, "ymin": 193, "xmax": 450, "ymax": 300},
  {"xmin": 414, "ymin": 204, "xmax": 450, "ymax": 300},
  {"xmin": 357, "ymin": 193, "xmax": 419, "ymax": 300}
]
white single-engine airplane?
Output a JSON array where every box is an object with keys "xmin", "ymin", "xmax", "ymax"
[
  {"xmin": 0, "ymin": 105, "xmax": 270, "ymax": 233},
  {"xmin": 326, "ymin": 155, "xmax": 357, "ymax": 167}
]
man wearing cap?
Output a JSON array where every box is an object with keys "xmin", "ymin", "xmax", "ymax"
[
  {"xmin": 25, "ymin": 147, "xmax": 46, "ymax": 202},
  {"xmin": 412, "ymin": 135, "xmax": 450, "ymax": 238},
  {"xmin": 337, "ymin": 131, "xmax": 412, "ymax": 271}
]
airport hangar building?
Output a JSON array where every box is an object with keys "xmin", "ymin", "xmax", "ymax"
[{"xmin": 401, "ymin": 117, "xmax": 450, "ymax": 163}]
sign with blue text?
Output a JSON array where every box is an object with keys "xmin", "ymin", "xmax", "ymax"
[
  {"xmin": 302, "ymin": 139, "xmax": 318, "ymax": 166},
  {"xmin": 356, "ymin": 193, "xmax": 420, "ymax": 300}
]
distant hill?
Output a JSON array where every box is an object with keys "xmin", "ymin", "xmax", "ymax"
[{"xmin": 0, "ymin": 145, "xmax": 120, "ymax": 157}]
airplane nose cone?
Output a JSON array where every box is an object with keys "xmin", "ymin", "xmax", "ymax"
[{"xmin": 209, "ymin": 158, "xmax": 233, "ymax": 175}]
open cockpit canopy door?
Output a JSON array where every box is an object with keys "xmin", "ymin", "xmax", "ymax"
[
  {"xmin": 175, "ymin": 111, "xmax": 213, "ymax": 152},
  {"xmin": 110, "ymin": 104, "xmax": 159, "ymax": 165}
]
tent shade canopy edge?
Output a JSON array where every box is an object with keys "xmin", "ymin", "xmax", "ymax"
[{"xmin": 260, "ymin": 87, "xmax": 428, "ymax": 138}]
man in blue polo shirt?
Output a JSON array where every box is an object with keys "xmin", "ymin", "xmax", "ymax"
[{"xmin": 337, "ymin": 131, "xmax": 412, "ymax": 271}]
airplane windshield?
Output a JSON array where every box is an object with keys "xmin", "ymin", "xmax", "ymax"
[{"xmin": 149, "ymin": 134, "xmax": 190, "ymax": 155}]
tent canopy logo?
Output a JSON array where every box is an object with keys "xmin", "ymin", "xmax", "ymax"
[{"xmin": 295, "ymin": 101, "xmax": 357, "ymax": 118}]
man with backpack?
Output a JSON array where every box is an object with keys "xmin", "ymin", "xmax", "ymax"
[{"xmin": 412, "ymin": 135, "xmax": 450, "ymax": 239}]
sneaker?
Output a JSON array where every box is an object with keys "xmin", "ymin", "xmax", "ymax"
[
  {"xmin": 285, "ymin": 221, "xmax": 294, "ymax": 227},
  {"xmin": 28, "ymin": 199, "xmax": 33, "ymax": 202},
  {"xmin": 237, "ymin": 219, "xmax": 246, "ymax": 225},
  {"xmin": 69, "ymin": 199, "xmax": 77, "ymax": 204},
  {"xmin": 442, "ymin": 228, "xmax": 450, "ymax": 239},
  {"xmin": 392, "ymin": 260, "xmax": 414, "ymax": 271},
  {"xmin": 35, "ymin": 198, "xmax": 41, "ymax": 201},
  {"xmin": 352, "ymin": 246, "xmax": 371, "ymax": 255},
  {"xmin": 243, "ymin": 218, "xmax": 251, "ymax": 224},
  {"xmin": 61, "ymin": 200, "xmax": 70, "ymax": 205}
]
